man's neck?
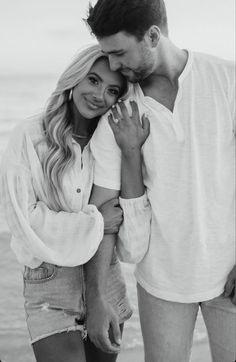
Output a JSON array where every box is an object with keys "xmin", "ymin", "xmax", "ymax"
[
  {"xmin": 139, "ymin": 39, "xmax": 188, "ymax": 112},
  {"xmin": 145, "ymin": 38, "xmax": 188, "ymax": 86}
]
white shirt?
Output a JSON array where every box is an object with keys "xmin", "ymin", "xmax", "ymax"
[
  {"xmin": 1, "ymin": 116, "xmax": 150, "ymax": 269},
  {"xmin": 0, "ymin": 117, "xmax": 105, "ymax": 268},
  {"xmin": 90, "ymin": 51, "xmax": 236, "ymax": 303}
]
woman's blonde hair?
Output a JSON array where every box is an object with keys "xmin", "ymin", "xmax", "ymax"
[{"xmin": 42, "ymin": 44, "xmax": 107, "ymax": 211}]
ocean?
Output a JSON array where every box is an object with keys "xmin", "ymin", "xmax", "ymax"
[{"xmin": 0, "ymin": 75, "xmax": 208, "ymax": 362}]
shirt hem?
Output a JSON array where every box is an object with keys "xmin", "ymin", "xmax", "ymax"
[{"xmin": 135, "ymin": 270, "xmax": 225, "ymax": 303}]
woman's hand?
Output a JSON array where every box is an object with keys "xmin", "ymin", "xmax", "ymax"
[
  {"xmin": 108, "ymin": 100, "xmax": 150, "ymax": 157},
  {"xmin": 99, "ymin": 198, "xmax": 123, "ymax": 234}
]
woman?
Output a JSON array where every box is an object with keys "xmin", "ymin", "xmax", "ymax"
[{"xmin": 0, "ymin": 44, "xmax": 148, "ymax": 362}]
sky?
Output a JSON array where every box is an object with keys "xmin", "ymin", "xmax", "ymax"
[{"xmin": 0, "ymin": 0, "xmax": 235, "ymax": 76}]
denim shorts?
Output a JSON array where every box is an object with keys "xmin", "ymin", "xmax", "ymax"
[{"xmin": 23, "ymin": 254, "xmax": 132, "ymax": 344}]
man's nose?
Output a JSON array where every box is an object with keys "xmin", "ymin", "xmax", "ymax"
[{"xmin": 108, "ymin": 55, "xmax": 121, "ymax": 71}]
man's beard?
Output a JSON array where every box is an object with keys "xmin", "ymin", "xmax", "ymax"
[
  {"xmin": 121, "ymin": 49, "xmax": 154, "ymax": 83},
  {"xmin": 121, "ymin": 67, "xmax": 152, "ymax": 83}
]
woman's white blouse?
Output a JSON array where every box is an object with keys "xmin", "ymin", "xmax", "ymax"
[{"xmin": 0, "ymin": 117, "xmax": 104, "ymax": 268}]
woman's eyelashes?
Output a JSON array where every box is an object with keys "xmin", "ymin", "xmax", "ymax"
[
  {"xmin": 87, "ymin": 75, "xmax": 120, "ymax": 98},
  {"xmin": 108, "ymin": 88, "xmax": 120, "ymax": 97},
  {"xmin": 88, "ymin": 75, "xmax": 99, "ymax": 85}
]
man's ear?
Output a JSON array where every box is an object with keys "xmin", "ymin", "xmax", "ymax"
[{"xmin": 148, "ymin": 25, "xmax": 160, "ymax": 47}]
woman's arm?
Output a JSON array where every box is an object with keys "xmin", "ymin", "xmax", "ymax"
[
  {"xmin": 108, "ymin": 100, "xmax": 149, "ymax": 199},
  {"xmin": 1, "ymin": 164, "xmax": 107, "ymax": 267},
  {"xmin": 109, "ymin": 100, "xmax": 152, "ymax": 263},
  {"xmin": 85, "ymin": 100, "xmax": 151, "ymax": 353}
]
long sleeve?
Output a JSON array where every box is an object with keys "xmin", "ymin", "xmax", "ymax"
[
  {"xmin": 91, "ymin": 113, "xmax": 152, "ymax": 264},
  {"xmin": 1, "ymin": 163, "xmax": 104, "ymax": 268},
  {"xmin": 117, "ymin": 193, "xmax": 151, "ymax": 263}
]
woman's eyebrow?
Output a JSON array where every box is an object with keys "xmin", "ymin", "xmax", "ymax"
[{"xmin": 88, "ymin": 71, "xmax": 102, "ymax": 81}]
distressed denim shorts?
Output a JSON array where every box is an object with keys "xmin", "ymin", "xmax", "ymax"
[{"xmin": 23, "ymin": 254, "xmax": 132, "ymax": 344}]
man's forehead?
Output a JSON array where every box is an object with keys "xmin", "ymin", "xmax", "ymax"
[{"xmin": 99, "ymin": 32, "xmax": 135, "ymax": 53}]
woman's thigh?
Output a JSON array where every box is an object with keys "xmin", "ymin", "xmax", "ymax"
[
  {"xmin": 33, "ymin": 330, "xmax": 86, "ymax": 362},
  {"xmin": 137, "ymin": 283, "xmax": 199, "ymax": 362}
]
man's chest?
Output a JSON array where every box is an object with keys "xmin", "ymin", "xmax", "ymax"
[{"xmin": 141, "ymin": 80, "xmax": 178, "ymax": 112}]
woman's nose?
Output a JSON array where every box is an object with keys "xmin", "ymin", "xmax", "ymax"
[{"xmin": 93, "ymin": 87, "xmax": 105, "ymax": 102}]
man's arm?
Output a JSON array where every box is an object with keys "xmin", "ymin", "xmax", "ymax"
[
  {"xmin": 85, "ymin": 185, "xmax": 121, "ymax": 353},
  {"xmin": 224, "ymin": 265, "xmax": 236, "ymax": 305}
]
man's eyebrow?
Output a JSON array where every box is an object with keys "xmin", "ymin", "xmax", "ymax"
[{"xmin": 101, "ymin": 49, "xmax": 124, "ymax": 55}]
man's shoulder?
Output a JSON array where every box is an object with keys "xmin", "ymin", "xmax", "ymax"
[{"xmin": 192, "ymin": 51, "xmax": 235, "ymax": 74}]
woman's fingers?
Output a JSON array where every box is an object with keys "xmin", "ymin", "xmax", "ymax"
[
  {"xmin": 129, "ymin": 100, "xmax": 140, "ymax": 123},
  {"xmin": 111, "ymin": 105, "xmax": 121, "ymax": 122},
  {"xmin": 142, "ymin": 113, "xmax": 150, "ymax": 133},
  {"xmin": 117, "ymin": 100, "xmax": 129, "ymax": 120},
  {"xmin": 108, "ymin": 114, "xmax": 119, "ymax": 136},
  {"xmin": 115, "ymin": 99, "xmax": 140, "ymax": 125}
]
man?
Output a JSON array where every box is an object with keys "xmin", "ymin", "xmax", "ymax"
[{"xmin": 85, "ymin": 0, "xmax": 236, "ymax": 361}]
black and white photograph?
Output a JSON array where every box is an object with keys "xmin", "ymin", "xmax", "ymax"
[{"xmin": 0, "ymin": 1, "xmax": 235, "ymax": 361}]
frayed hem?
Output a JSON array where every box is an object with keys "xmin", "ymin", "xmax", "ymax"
[{"xmin": 30, "ymin": 324, "xmax": 86, "ymax": 345}]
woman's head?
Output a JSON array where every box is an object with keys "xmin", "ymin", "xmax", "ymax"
[
  {"xmin": 72, "ymin": 56, "xmax": 126, "ymax": 119},
  {"xmin": 42, "ymin": 44, "xmax": 127, "ymax": 211},
  {"xmin": 54, "ymin": 44, "xmax": 127, "ymax": 119}
]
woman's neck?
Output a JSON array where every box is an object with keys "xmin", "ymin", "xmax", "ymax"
[{"xmin": 69, "ymin": 100, "xmax": 98, "ymax": 137}]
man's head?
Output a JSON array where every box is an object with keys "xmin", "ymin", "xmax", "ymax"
[
  {"xmin": 86, "ymin": 0, "xmax": 168, "ymax": 82},
  {"xmin": 86, "ymin": 0, "xmax": 168, "ymax": 40}
]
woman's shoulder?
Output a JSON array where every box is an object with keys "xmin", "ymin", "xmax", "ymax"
[
  {"xmin": 24, "ymin": 115, "xmax": 45, "ymax": 140},
  {"xmin": 10, "ymin": 115, "xmax": 45, "ymax": 146},
  {"xmin": 3, "ymin": 116, "xmax": 45, "ymax": 162}
]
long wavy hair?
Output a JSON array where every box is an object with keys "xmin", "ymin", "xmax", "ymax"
[{"xmin": 41, "ymin": 44, "xmax": 109, "ymax": 212}]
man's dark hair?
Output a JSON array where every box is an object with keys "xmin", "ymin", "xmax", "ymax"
[{"xmin": 86, "ymin": 0, "xmax": 168, "ymax": 40}]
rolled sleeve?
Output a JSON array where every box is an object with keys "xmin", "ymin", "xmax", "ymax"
[{"xmin": 117, "ymin": 193, "xmax": 151, "ymax": 263}]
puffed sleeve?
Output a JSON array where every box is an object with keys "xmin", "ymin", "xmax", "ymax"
[{"xmin": 1, "ymin": 162, "xmax": 104, "ymax": 268}]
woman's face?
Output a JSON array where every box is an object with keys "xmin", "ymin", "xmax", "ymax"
[{"xmin": 72, "ymin": 57, "xmax": 126, "ymax": 119}]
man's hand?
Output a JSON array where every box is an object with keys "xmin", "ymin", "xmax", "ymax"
[
  {"xmin": 224, "ymin": 264, "xmax": 236, "ymax": 305},
  {"xmin": 86, "ymin": 296, "xmax": 121, "ymax": 353},
  {"xmin": 99, "ymin": 198, "xmax": 123, "ymax": 234}
]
